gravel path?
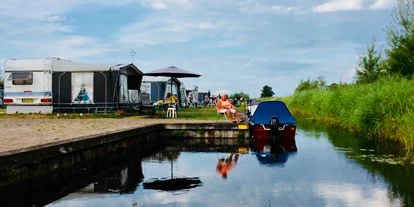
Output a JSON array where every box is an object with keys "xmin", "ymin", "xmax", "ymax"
[{"xmin": 0, "ymin": 118, "xmax": 220, "ymax": 154}]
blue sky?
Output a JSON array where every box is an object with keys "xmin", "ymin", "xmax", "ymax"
[{"xmin": 0, "ymin": 0, "xmax": 395, "ymax": 98}]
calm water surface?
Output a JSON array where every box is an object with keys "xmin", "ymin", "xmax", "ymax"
[{"xmin": 3, "ymin": 120, "xmax": 414, "ymax": 207}]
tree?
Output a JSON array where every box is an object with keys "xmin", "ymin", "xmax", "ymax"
[
  {"xmin": 385, "ymin": 0, "xmax": 414, "ymax": 76},
  {"xmin": 260, "ymin": 85, "xmax": 274, "ymax": 98},
  {"xmin": 294, "ymin": 75, "xmax": 326, "ymax": 92},
  {"xmin": 355, "ymin": 37, "xmax": 384, "ymax": 84}
]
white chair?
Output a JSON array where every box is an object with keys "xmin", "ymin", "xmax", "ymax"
[
  {"xmin": 166, "ymin": 104, "xmax": 177, "ymax": 118},
  {"xmin": 217, "ymin": 108, "xmax": 230, "ymax": 122}
]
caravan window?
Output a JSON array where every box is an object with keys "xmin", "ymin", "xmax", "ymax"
[{"xmin": 8, "ymin": 72, "xmax": 33, "ymax": 85}]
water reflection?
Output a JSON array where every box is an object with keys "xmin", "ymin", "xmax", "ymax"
[
  {"xmin": 249, "ymin": 138, "xmax": 296, "ymax": 167},
  {"xmin": 143, "ymin": 152, "xmax": 203, "ymax": 192},
  {"xmin": 216, "ymin": 153, "xmax": 240, "ymax": 180},
  {"xmin": 1, "ymin": 127, "xmax": 413, "ymax": 207},
  {"xmin": 297, "ymin": 118, "xmax": 414, "ymax": 207}
]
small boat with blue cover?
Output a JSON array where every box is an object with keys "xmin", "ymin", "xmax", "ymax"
[{"xmin": 248, "ymin": 101, "xmax": 297, "ymax": 152}]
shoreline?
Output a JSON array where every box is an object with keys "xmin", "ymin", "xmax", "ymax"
[{"xmin": 0, "ymin": 117, "xmax": 221, "ymax": 155}]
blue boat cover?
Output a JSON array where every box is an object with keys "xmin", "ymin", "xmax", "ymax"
[{"xmin": 249, "ymin": 101, "xmax": 297, "ymax": 125}]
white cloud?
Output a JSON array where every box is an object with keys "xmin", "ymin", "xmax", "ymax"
[
  {"xmin": 140, "ymin": 0, "xmax": 190, "ymax": 10},
  {"xmin": 313, "ymin": 0, "xmax": 363, "ymax": 13},
  {"xmin": 198, "ymin": 40, "xmax": 242, "ymax": 49},
  {"xmin": 313, "ymin": 182, "xmax": 402, "ymax": 207},
  {"xmin": 44, "ymin": 15, "xmax": 67, "ymax": 23},
  {"xmin": 270, "ymin": 5, "xmax": 294, "ymax": 13},
  {"xmin": 118, "ymin": 17, "xmax": 229, "ymax": 47},
  {"xmin": 370, "ymin": 0, "xmax": 396, "ymax": 9},
  {"xmin": 9, "ymin": 36, "xmax": 117, "ymax": 60},
  {"xmin": 239, "ymin": 0, "xmax": 299, "ymax": 14}
]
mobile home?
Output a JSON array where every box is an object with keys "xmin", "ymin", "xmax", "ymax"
[{"xmin": 4, "ymin": 58, "xmax": 143, "ymax": 114}]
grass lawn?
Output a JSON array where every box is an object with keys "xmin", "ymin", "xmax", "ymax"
[
  {"xmin": 0, "ymin": 105, "xmax": 248, "ymax": 120},
  {"xmin": 177, "ymin": 105, "xmax": 247, "ymax": 120},
  {"xmin": 178, "ymin": 107, "xmax": 222, "ymax": 120}
]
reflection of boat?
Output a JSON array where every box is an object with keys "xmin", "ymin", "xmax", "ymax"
[
  {"xmin": 249, "ymin": 101, "xmax": 297, "ymax": 151},
  {"xmin": 250, "ymin": 139, "xmax": 293, "ymax": 167}
]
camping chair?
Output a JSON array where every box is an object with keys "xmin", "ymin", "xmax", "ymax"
[
  {"xmin": 140, "ymin": 92, "xmax": 155, "ymax": 112},
  {"xmin": 217, "ymin": 107, "xmax": 231, "ymax": 122}
]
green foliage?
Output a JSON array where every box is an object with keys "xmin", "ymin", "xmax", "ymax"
[
  {"xmin": 260, "ymin": 85, "xmax": 275, "ymax": 98},
  {"xmin": 285, "ymin": 76, "xmax": 414, "ymax": 151},
  {"xmin": 237, "ymin": 132, "xmax": 245, "ymax": 142},
  {"xmin": 386, "ymin": 0, "xmax": 414, "ymax": 76},
  {"xmin": 355, "ymin": 37, "xmax": 385, "ymax": 84},
  {"xmin": 172, "ymin": 129, "xmax": 186, "ymax": 137},
  {"xmin": 0, "ymin": 165, "xmax": 22, "ymax": 181},
  {"xmin": 229, "ymin": 92, "xmax": 249, "ymax": 101},
  {"xmin": 294, "ymin": 75, "xmax": 327, "ymax": 92}
]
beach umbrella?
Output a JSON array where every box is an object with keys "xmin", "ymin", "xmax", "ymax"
[
  {"xmin": 144, "ymin": 66, "xmax": 202, "ymax": 98},
  {"xmin": 213, "ymin": 89, "xmax": 231, "ymax": 97}
]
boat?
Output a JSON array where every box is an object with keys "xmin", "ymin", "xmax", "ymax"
[{"xmin": 248, "ymin": 101, "xmax": 297, "ymax": 152}]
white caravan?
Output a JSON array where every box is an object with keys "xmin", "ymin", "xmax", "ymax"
[{"xmin": 4, "ymin": 58, "xmax": 143, "ymax": 114}]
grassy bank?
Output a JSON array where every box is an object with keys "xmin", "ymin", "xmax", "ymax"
[{"xmin": 283, "ymin": 76, "xmax": 414, "ymax": 152}]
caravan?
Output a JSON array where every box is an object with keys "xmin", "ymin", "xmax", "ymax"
[{"xmin": 4, "ymin": 58, "xmax": 143, "ymax": 114}]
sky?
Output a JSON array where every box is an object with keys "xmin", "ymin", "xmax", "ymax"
[{"xmin": 0, "ymin": 0, "xmax": 396, "ymax": 98}]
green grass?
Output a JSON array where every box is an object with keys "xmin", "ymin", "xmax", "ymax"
[
  {"xmin": 0, "ymin": 108, "xmax": 5, "ymax": 113},
  {"xmin": 177, "ymin": 105, "xmax": 245, "ymax": 120},
  {"xmin": 0, "ymin": 105, "xmax": 246, "ymax": 121},
  {"xmin": 284, "ymin": 76, "xmax": 414, "ymax": 152},
  {"xmin": 178, "ymin": 107, "xmax": 222, "ymax": 120}
]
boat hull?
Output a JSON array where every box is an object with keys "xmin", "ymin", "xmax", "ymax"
[{"xmin": 249, "ymin": 124, "xmax": 297, "ymax": 152}]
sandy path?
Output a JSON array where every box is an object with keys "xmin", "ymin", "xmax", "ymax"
[{"xmin": 0, "ymin": 118, "xmax": 219, "ymax": 154}]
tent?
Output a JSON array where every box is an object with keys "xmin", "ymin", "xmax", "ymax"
[{"xmin": 140, "ymin": 76, "xmax": 181, "ymax": 106}]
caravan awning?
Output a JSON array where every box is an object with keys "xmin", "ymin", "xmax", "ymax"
[{"xmin": 7, "ymin": 72, "xmax": 33, "ymax": 80}]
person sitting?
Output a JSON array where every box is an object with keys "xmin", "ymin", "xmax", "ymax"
[
  {"xmin": 165, "ymin": 92, "xmax": 177, "ymax": 103},
  {"xmin": 204, "ymin": 94, "xmax": 210, "ymax": 107},
  {"xmin": 216, "ymin": 93, "xmax": 243, "ymax": 123}
]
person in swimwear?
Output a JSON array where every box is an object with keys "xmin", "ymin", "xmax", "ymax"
[{"xmin": 216, "ymin": 93, "xmax": 243, "ymax": 123}]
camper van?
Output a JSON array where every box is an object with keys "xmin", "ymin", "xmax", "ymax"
[{"xmin": 4, "ymin": 58, "xmax": 143, "ymax": 114}]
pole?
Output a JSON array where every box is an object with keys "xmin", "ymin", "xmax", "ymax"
[{"xmin": 130, "ymin": 50, "xmax": 136, "ymax": 63}]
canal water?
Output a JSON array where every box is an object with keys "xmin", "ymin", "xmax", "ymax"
[{"xmin": 1, "ymin": 119, "xmax": 413, "ymax": 207}]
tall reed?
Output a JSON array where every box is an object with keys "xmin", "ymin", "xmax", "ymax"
[{"xmin": 284, "ymin": 76, "xmax": 414, "ymax": 151}]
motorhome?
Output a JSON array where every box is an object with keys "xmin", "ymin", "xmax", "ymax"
[{"xmin": 4, "ymin": 58, "xmax": 143, "ymax": 114}]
